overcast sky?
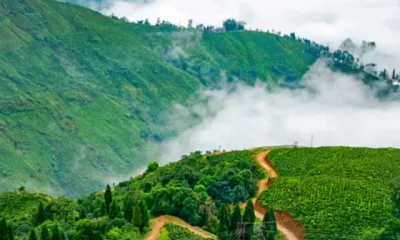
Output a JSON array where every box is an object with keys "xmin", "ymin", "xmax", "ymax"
[{"xmin": 84, "ymin": 0, "xmax": 400, "ymax": 69}]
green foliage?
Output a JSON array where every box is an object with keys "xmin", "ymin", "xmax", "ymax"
[
  {"xmin": 259, "ymin": 147, "xmax": 400, "ymax": 239},
  {"xmin": 108, "ymin": 201, "xmax": 120, "ymax": 220},
  {"xmin": 104, "ymin": 185, "xmax": 112, "ymax": 214},
  {"xmin": 51, "ymin": 224, "xmax": 60, "ymax": 240},
  {"xmin": 132, "ymin": 202, "xmax": 143, "ymax": 231},
  {"xmin": 163, "ymin": 223, "xmax": 212, "ymax": 240},
  {"xmin": 29, "ymin": 229, "xmax": 38, "ymax": 240},
  {"xmin": 40, "ymin": 224, "xmax": 50, "ymax": 240},
  {"xmin": 0, "ymin": 192, "xmax": 50, "ymax": 220},
  {"xmin": 217, "ymin": 203, "xmax": 230, "ymax": 240},
  {"xmin": 151, "ymin": 187, "xmax": 200, "ymax": 225},
  {"xmin": 0, "ymin": 217, "xmax": 7, "ymax": 240},
  {"xmin": 230, "ymin": 204, "xmax": 242, "ymax": 232},
  {"xmin": 139, "ymin": 200, "xmax": 149, "ymax": 230},
  {"xmin": 44, "ymin": 197, "xmax": 78, "ymax": 223},
  {"xmin": 393, "ymin": 179, "xmax": 400, "ymax": 218},
  {"xmin": 35, "ymin": 202, "xmax": 46, "ymax": 227},
  {"xmin": 123, "ymin": 199, "xmax": 133, "ymax": 223},
  {"xmin": 262, "ymin": 208, "xmax": 277, "ymax": 240},
  {"xmin": 0, "ymin": 0, "xmax": 316, "ymax": 197},
  {"xmin": 159, "ymin": 227, "xmax": 170, "ymax": 240},
  {"xmin": 146, "ymin": 162, "xmax": 159, "ymax": 174},
  {"xmin": 8, "ymin": 225, "xmax": 14, "ymax": 240},
  {"xmin": 243, "ymin": 199, "xmax": 255, "ymax": 240}
]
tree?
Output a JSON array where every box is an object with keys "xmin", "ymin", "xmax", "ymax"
[
  {"xmin": 0, "ymin": 217, "xmax": 7, "ymax": 240},
  {"xmin": 51, "ymin": 224, "xmax": 60, "ymax": 240},
  {"xmin": 139, "ymin": 200, "xmax": 149, "ymax": 230},
  {"xmin": 40, "ymin": 225, "xmax": 50, "ymax": 240},
  {"xmin": 393, "ymin": 69, "xmax": 396, "ymax": 80},
  {"xmin": 124, "ymin": 199, "xmax": 133, "ymax": 223},
  {"xmin": 29, "ymin": 229, "xmax": 38, "ymax": 240},
  {"xmin": 8, "ymin": 224, "xmax": 14, "ymax": 240},
  {"xmin": 34, "ymin": 202, "xmax": 46, "ymax": 226},
  {"xmin": 262, "ymin": 208, "xmax": 277, "ymax": 240},
  {"xmin": 290, "ymin": 32, "xmax": 296, "ymax": 39},
  {"xmin": 243, "ymin": 199, "xmax": 255, "ymax": 240},
  {"xmin": 104, "ymin": 184, "xmax": 113, "ymax": 214},
  {"xmin": 230, "ymin": 204, "xmax": 242, "ymax": 232},
  {"xmin": 18, "ymin": 186, "xmax": 25, "ymax": 192},
  {"xmin": 108, "ymin": 200, "xmax": 120, "ymax": 220},
  {"xmin": 223, "ymin": 19, "xmax": 245, "ymax": 31},
  {"xmin": 146, "ymin": 161, "xmax": 159, "ymax": 174},
  {"xmin": 100, "ymin": 202, "xmax": 106, "ymax": 217},
  {"xmin": 217, "ymin": 203, "xmax": 230, "ymax": 240},
  {"xmin": 132, "ymin": 202, "xmax": 143, "ymax": 231}
]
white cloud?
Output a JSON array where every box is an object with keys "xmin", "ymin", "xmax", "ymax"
[
  {"xmin": 159, "ymin": 61, "xmax": 400, "ymax": 161},
  {"xmin": 86, "ymin": 0, "xmax": 400, "ymax": 70}
]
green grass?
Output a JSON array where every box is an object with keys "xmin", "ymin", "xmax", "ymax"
[
  {"xmin": 0, "ymin": 0, "xmax": 317, "ymax": 197},
  {"xmin": 258, "ymin": 147, "xmax": 400, "ymax": 239}
]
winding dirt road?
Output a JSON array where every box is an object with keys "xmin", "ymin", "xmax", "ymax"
[
  {"xmin": 145, "ymin": 215, "xmax": 216, "ymax": 240},
  {"xmin": 253, "ymin": 150, "xmax": 304, "ymax": 240},
  {"xmin": 145, "ymin": 150, "xmax": 303, "ymax": 240}
]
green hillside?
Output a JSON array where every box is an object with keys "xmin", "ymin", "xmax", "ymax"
[
  {"xmin": 0, "ymin": 0, "xmax": 316, "ymax": 197},
  {"xmin": 1, "ymin": 147, "xmax": 399, "ymax": 239},
  {"xmin": 0, "ymin": 192, "xmax": 51, "ymax": 220},
  {"xmin": 258, "ymin": 147, "xmax": 400, "ymax": 239}
]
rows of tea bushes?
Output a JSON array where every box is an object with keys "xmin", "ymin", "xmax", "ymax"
[
  {"xmin": 259, "ymin": 147, "xmax": 400, "ymax": 239},
  {"xmin": 160, "ymin": 223, "xmax": 211, "ymax": 240}
]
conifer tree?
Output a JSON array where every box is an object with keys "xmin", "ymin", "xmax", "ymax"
[
  {"xmin": 262, "ymin": 208, "xmax": 277, "ymax": 240},
  {"xmin": 139, "ymin": 200, "xmax": 149, "ymax": 230},
  {"xmin": 8, "ymin": 224, "xmax": 14, "ymax": 240},
  {"xmin": 59, "ymin": 230, "xmax": 65, "ymax": 240},
  {"xmin": 34, "ymin": 202, "xmax": 46, "ymax": 226},
  {"xmin": 51, "ymin": 223, "xmax": 60, "ymax": 240},
  {"xmin": 230, "ymin": 204, "xmax": 242, "ymax": 232},
  {"xmin": 132, "ymin": 202, "xmax": 143, "ymax": 231},
  {"xmin": 243, "ymin": 199, "xmax": 255, "ymax": 240},
  {"xmin": 29, "ymin": 229, "xmax": 38, "ymax": 240},
  {"xmin": 108, "ymin": 200, "xmax": 120, "ymax": 219},
  {"xmin": 217, "ymin": 203, "xmax": 230, "ymax": 240},
  {"xmin": 104, "ymin": 184, "xmax": 113, "ymax": 214},
  {"xmin": 124, "ymin": 199, "xmax": 133, "ymax": 223},
  {"xmin": 0, "ymin": 217, "xmax": 7, "ymax": 240},
  {"xmin": 40, "ymin": 225, "xmax": 49, "ymax": 240}
]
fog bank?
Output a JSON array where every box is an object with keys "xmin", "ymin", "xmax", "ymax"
[{"xmin": 159, "ymin": 61, "xmax": 400, "ymax": 161}]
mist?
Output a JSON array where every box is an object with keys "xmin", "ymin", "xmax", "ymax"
[
  {"xmin": 83, "ymin": 0, "xmax": 400, "ymax": 69},
  {"xmin": 159, "ymin": 61, "xmax": 400, "ymax": 162}
]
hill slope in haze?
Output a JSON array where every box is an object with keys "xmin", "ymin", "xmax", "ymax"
[{"xmin": 0, "ymin": 0, "xmax": 317, "ymax": 196}]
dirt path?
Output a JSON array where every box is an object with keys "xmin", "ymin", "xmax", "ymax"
[
  {"xmin": 145, "ymin": 215, "xmax": 216, "ymax": 240},
  {"xmin": 252, "ymin": 150, "xmax": 304, "ymax": 240}
]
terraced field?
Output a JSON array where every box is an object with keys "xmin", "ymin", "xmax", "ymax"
[{"xmin": 258, "ymin": 147, "xmax": 400, "ymax": 239}]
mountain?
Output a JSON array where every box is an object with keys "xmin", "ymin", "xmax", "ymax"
[
  {"xmin": 1, "ymin": 147, "xmax": 399, "ymax": 239},
  {"xmin": 0, "ymin": 0, "xmax": 317, "ymax": 197}
]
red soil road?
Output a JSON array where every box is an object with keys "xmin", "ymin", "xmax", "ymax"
[
  {"xmin": 145, "ymin": 215, "xmax": 216, "ymax": 240},
  {"xmin": 251, "ymin": 150, "xmax": 305, "ymax": 240}
]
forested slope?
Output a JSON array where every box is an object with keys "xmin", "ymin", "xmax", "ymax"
[{"xmin": 0, "ymin": 0, "xmax": 317, "ymax": 196}]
